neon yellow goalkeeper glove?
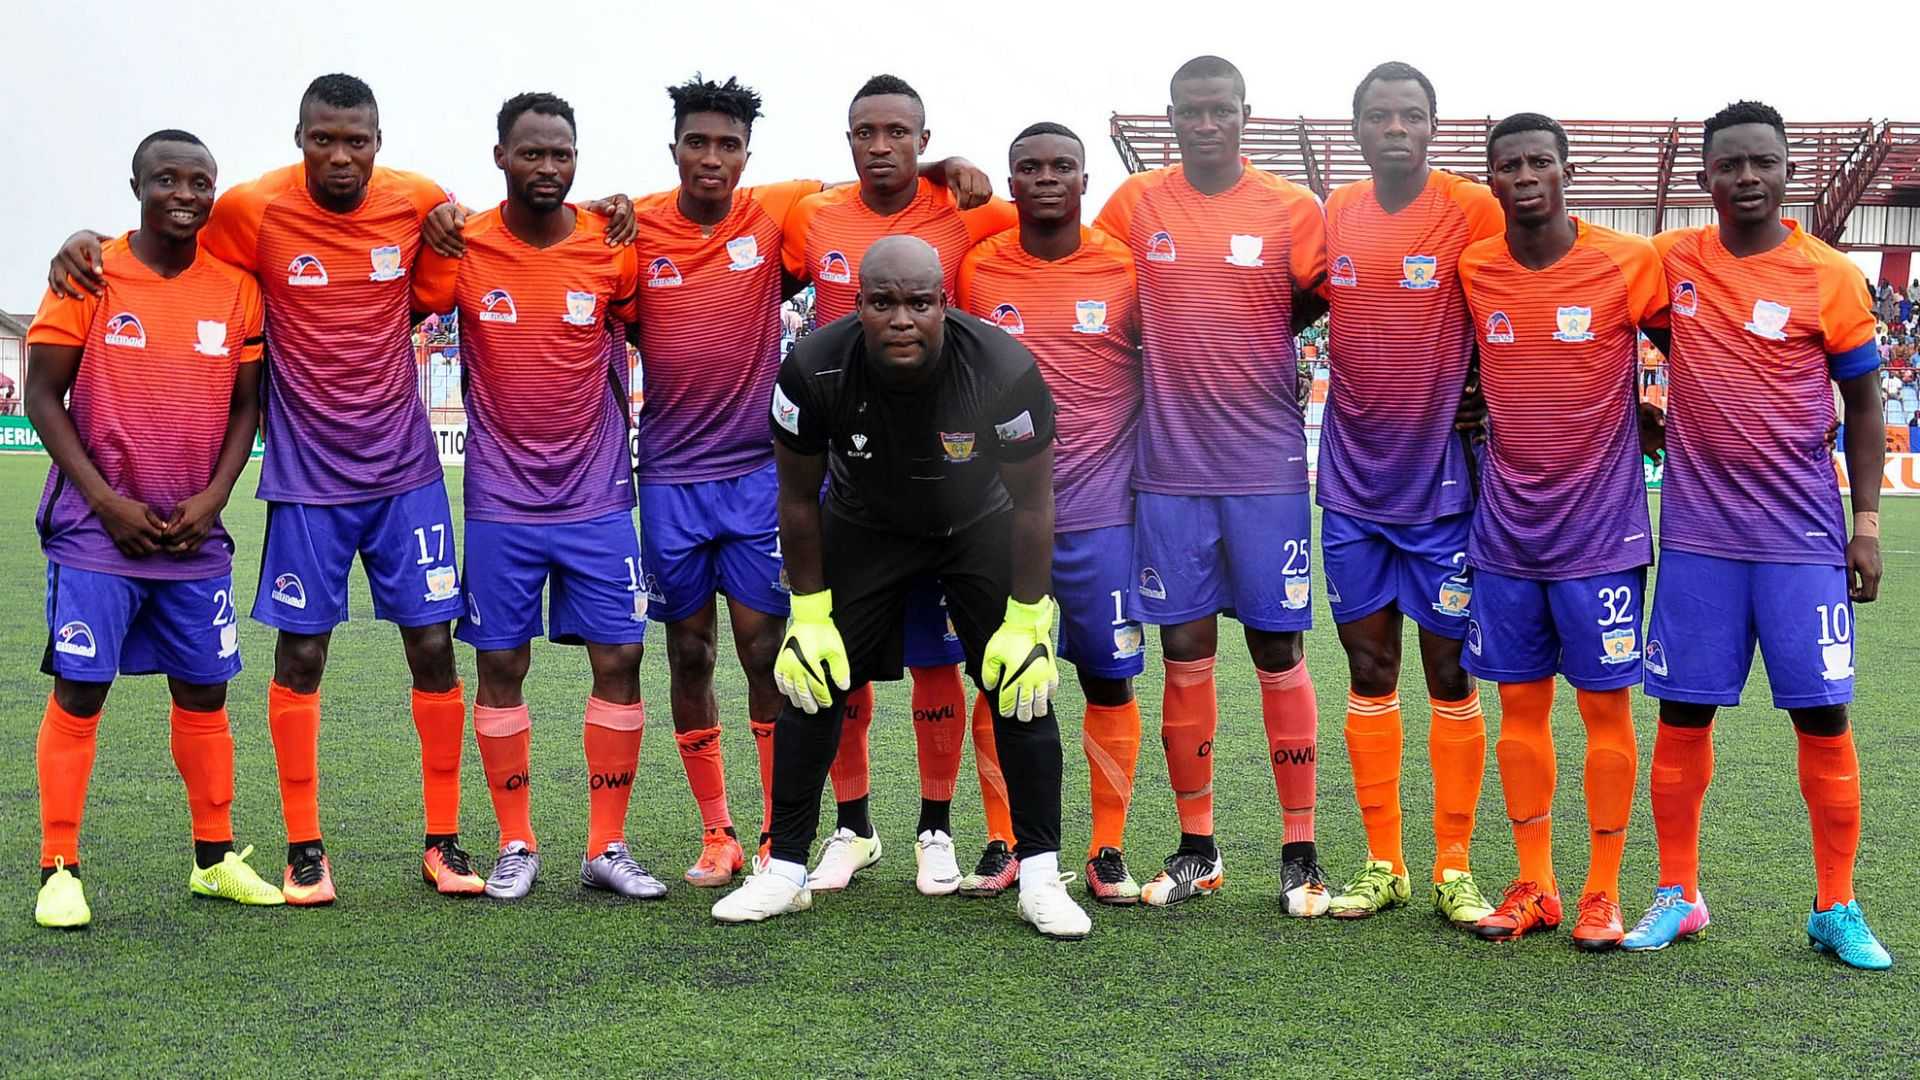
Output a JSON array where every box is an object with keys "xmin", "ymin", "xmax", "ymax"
[
  {"xmin": 773, "ymin": 589, "xmax": 850, "ymax": 715},
  {"xmin": 982, "ymin": 595, "xmax": 1059, "ymax": 722}
]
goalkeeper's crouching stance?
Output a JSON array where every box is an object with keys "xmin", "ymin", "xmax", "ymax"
[{"xmin": 712, "ymin": 235, "xmax": 1090, "ymax": 938}]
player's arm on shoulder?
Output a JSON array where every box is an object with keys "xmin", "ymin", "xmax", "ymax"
[
  {"xmin": 411, "ymin": 244, "xmax": 459, "ymax": 316},
  {"xmin": 47, "ymin": 230, "xmax": 113, "ymax": 299},
  {"xmin": 580, "ymin": 192, "xmax": 636, "ymax": 246},
  {"xmin": 24, "ymin": 335, "xmax": 165, "ymax": 557},
  {"xmin": 199, "ymin": 182, "xmax": 268, "ymax": 273},
  {"xmin": 1288, "ymin": 189, "xmax": 1330, "ymax": 331},
  {"xmin": 782, "ymin": 195, "xmax": 821, "ymax": 281},
  {"xmin": 1091, "ymin": 174, "xmax": 1147, "ymax": 239},
  {"xmin": 922, "ymin": 157, "xmax": 993, "ymax": 210}
]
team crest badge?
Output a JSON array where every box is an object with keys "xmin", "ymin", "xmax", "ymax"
[
  {"xmin": 1225, "ymin": 234, "xmax": 1266, "ymax": 268},
  {"xmin": 193, "ymin": 320, "xmax": 229, "ymax": 357},
  {"xmin": 1485, "ymin": 311, "xmax": 1515, "ymax": 344},
  {"xmin": 1400, "ymin": 254, "xmax": 1438, "ymax": 290},
  {"xmin": 479, "ymin": 288, "xmax": 518, "ymax": 323},
  {"xmin": 1672, "ymin": 280, "xmax": 1698, "ymax": 318},
  {"xmin": 368, "ymin": 245, "xmax": 406, "ymax": 282},
  {"xmin": 726, "ymin": 235, "xmax": 763, "ymax": 271},
  {"xmin": 1138, "ymin": 567, "xmax": 1168, "ymax": 601},
  {"xmin": 820, "ymin": 250, "xmax": 852, "ymax": 283},
  {"xmin": 287, "ymin": 254, "xmax": 328, "ymax": 287},
  {"xmin": 631, "ymin": 588, "xmax": 649, "ymax": 623},
  {"xmin": 563, "ymin": 291, "xmax": 598, "ymax": 326},
  {"xmin": 1283, "ymin": 575, "xmax": 1311, "ymax": 610},
  {"xmin": 648, "ymin": 257, "xmax": 683, "ymax": 289},
  {"xmin": 940, "ymin": 431, "xmax": 976, "ymax": 463},
  {"xmin": 1821, "ymin": 639, "xmax": 1854, "ymax": 681},
  {"xmin": 1599, "ymin": 627, "xmax": 1639, "ymax": 665},
  {"xmin": 53, "ymin": 621, "xmax": 97, "ymax": 659},
  {"xmin": 990, "ymin": 303, "xmax": 1025, "ymax": 335},
  {"xmin": 1328, "ymin": 255, "xmax": 1357, "ymax": 287},
  {"xmin": 1145, "ymin": 231, "xmax": 1177, "ymax": 263},
  {"xmin": 218, "ymin": 620, "xmax": 239, "ymax": 659},
  {"xmin": 1553, "ymin": 306, "xmax": 1594, "ymax": 343},
  {"xmin": 1644, "ymin": 638, "xmax": 1668, "ymax": 677},
  {"xmin": 103, "ymin": 312, "xmax": 146, "ymax": 348},
  {"xmin": 1073, "ymin": 300, "xmax": 1108, "ymax": 335},
  {"xmin": 1112, "ymin": 624, "xmax": 1144, "ymax": 660},
  {"xmin": 423, "ymin": 565, "xmax": 458, "ymax": 602},
  {"xmin": 1433, "ymin": 578, "xmax": 1471, "ymax": 618},
  {"xmin": 1745, "ymin": 299, "xmax": 1791, "ymax": 341}
]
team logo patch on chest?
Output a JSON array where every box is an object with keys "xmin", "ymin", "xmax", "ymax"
[
  {"xmin": 1328, "ymin": 255, "xmax": 1358, "ymax": 288},
  {"xmin": 368, "ymin": 245, "xmax": 406, "ymax": 282},
  {"xmin": 1672, "ymin": 280, "xmax": 1698, "ymax": 317},
  {"xmin": 1485, "ymin": 311, "xmax": 1515, "ymax": 344},
  {"xmin": 1553, "ymin": 306, "xmax": 1594, "ymax": 343},
  {"xmin": 1225, "ymin": 234, "xmax": 1266, "ymax": 268},
  {"xmin": 940, "ymin": 432, "xmax": 977, "ymax": 463},
  {"xmin": 990, "ymin": 303, "xmax": 1025, "ymax": 335},
  {"xmin": 287, "ymin": 254, "xmax": 329, "ymax": 287},
  {"xmin": 819, "ymin": 250, "xmax": 852, "ymax": 283},
  {"xmin": 1073, "ymin": 300, "xmax": 1109, "ymax": 334},
  {"xmin": 103, "ymin": 312, "xmax": 146, "ymax": 348},
  {"xmin": 1145, "ymin": 231, "xmax": 1177, "ymax": 263},
  {"xmin": 1745, "ymin": 299, "xmax": 1791, "ymax": 341},
  {"xmin": 727, "ymin": 235, "xmax": 764, "ymax": 271},
  {"xmin": 194, "ymin": 320, "xmax": 230, "ymax": 357},
  {"xmin": 563, "ymin": 291, "xmax": 598, "ymax": 326},
  {"xmin": 1401, "ymin": 254, "xmax": 1437, "ymax": 290},
  {"xmin": 479, "ymin": 289, "xmax": 518, "ymax": 322},
  {"xmin": 648, "ymin": 257, "xmax": 683, "ymax": 289}
]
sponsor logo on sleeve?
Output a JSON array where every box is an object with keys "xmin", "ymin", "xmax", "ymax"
[
  {"xmin": 771, "ymin": 384, "xmax": 801, "ymax": 434},
  {"xmin": 994, "ymin": 410, "xmax": 1036, "ymax": 443}
]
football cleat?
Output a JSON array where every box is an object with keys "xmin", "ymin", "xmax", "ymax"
[
  {"xmin": 1280, "ymin": 854, "xmax": 1332, "ymax": 917},
  {"xmin": 1141, "ymin": 850, "xmax": 1224, "ymax": 908},
  {"xmin": 1085, "ymin": 847, "xmax": 1142, "ymax": 906},
  {"xmin": 1019, "ymin": 873, "xmax": 1092, "ymax": 940},
  {"xmin": 1433, "ymin": 869, "xmax": 1496, "ymax": 928},
  {"xmin": 1622, "ymin": 885, "xmax": 1710, "ymax": 952},
  {"xmin": 915, "ymin": 829, "xmax": 961, "ymax": 896},
  {"xmin": 34, "ymin": 858, "xmax": 90, "ymax": 929},
  {"xmin": 485, "ymin": 841, "xmax": 541, "ymax": 901},
  {"xmin": 1474, "ymin": 879, "xmax": 1563, "ymax": 942},
  {"xmin": 1329, "ymin": 858, "xmax": 1411, "ymax": 919},
  {"xmin": 958, "ymin": 840, "xmax": 1019, "ymax": 898},
  {"xmin": 1807, "ymin": 900, "xmax": 1894, "ymax": 971},
  {"xmin": 582, "ymin": 842, "xmax": 667, "ymax": 899},
  {"xmin": 807, "ymin": 827, "xmax": 882, "ymax": 891},
  {"xmin": 1571, "ymin": 891, "xmax": 1624, "ymax": 952},
  {"xmin": 422, "ymin": 838, "xmax": 485, "ymax": 896},
  {"xmin": 189, "ymin": 845, "xmax": 285, "ymax": 906},
  {"xmin": 684, "ymin": 829, "xmax": 746, "ymax": 889},
  {"xmin": 282, "ymin": 845, "xmax": 335, "ymax": 906},
  {"xmin": 712, "ymin": 867, "xmax": 812, "ymax": 924}
]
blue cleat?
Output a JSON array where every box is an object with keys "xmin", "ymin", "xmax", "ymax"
[
  {"xmin": 1807, "ymin": 900, "xmax": 1893, "ymax": 970},
  {"xmin": 1622, "ymin": 885, "xmax": 1710, "ymax": 952}
]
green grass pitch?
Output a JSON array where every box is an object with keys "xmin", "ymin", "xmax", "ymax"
[{"xmin": 1, "ymin": 456, "xmax": 1915, "ymax": 1077}]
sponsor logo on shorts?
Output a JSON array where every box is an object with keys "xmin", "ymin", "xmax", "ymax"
[
  {"xmin": 819, "ymin": 250, "xmax": 852, "ymax": 283},
  {"xmin": 648, "ymin": 256, "xmax": 683, "ymax": 289},
  {"xmin": 1599, "ymin": 627, "xmax": 1639, "ymax": 665},
  {"xmin": 287, "ymin": 254, "xmax": 328, "ymax": 287},
  {"xmin": 940, "ymin": 431, "xmax": 976, "ymax": 463},
  {"xmin": 368, "ymin": 245, "xmax": 406, "ymax": 282},
  {"xmin": 1434, "ymin": 578, "xmax": 1472, "ymax": 618},
  {"xmin": 1821, "ymin": 640, "xmax": 1854, "ymax": 682},
  {"xmin": 642, "ymin": 572, "xmax": 665, "ymax": 606},
  {"xmin": 194, "ymin": 320, "xmax": 230, "ymax": 357},
  {"xmin": 1328, "ymin": 254, "xmax": 1357, "ymax": 288},
  {"xmin": 1112, "ymin": 623, "xmax": 1144, "ymax": 660},
  {"xmin": 1138, "ymin": 567, "xmax": 1167, "ymax": 601},
  {"xmin": 1401, "ymin": 254, "xmax": 1437, "ymax": 290},
  {"xmin": 54, "ymin": 620, "xmax": 97, "ymax": 659},
  {"xmin": 1283, "ymin": 575, "xmax": 1311, "ymax": 610},
  {"xmin": 1485, "ymin": 311, "xmax": 1515, "ymax": 344},
  {"xmin": 1225, "ymin": 234, "xmax": 1265, "ymax": 268},
  {"xmin": 1466, "ymin": 620, "xmax": 1483, "ymax": 656},
  {"xmin": 479, "ymin": 288, "xmax": 518, "ymax": 322},
  {"xmin": 1553, "ymin": 305, "xmax": 1594, "ymax": 343},
  {"xmin": 423, "ymin": 565, "xmax": 458, "ymax": 602},
  {"xmin": 1672, "ymin": 280, "xmax": 1698, "ymax": 317},
  {"xmin": 1073, "ymin": 300, "xmax": 1108, "ymax": 335},
  {"xmin": 271, "ymin": 572, "xmax": 308, "ymax": 610},
  {"xmin": 466, "ymin": 594, "xmax": 483, "ymax": 626},
  {"xmin": 103, "ymin": 312, "xmax": 147, "ymax": 348},
  {"xmin": 1643, "ymin": 638, "xmax": 1668, "ymax": 677},
  {"xmin": 726, "ymin": 235, "xmax": 764, "ymax": 272},
  {"xmin": 1324, "ymin": 576, "xmax": 1342, "ymax": 605},
  {"xmin": 771, "ymin": 383, "xmax": 801, "ymax": 435},
  {"xmin": 1745, "ymin": 298, "xmax": 1791, "ymax": 342},
  {"xmin": 1145, "ymin": 231, "xmax": 1176, "ymax": 263},
  {"xmin": 563, "ymin": 291, "xmax": 598, "ymax": 326}
]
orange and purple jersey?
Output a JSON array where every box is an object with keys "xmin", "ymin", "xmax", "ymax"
[
  {"xmin": 414, "ymin": 207, "xmax": 639, "ymax": 524},
  {"xmin": 1652, "ymin": 221, "xmax": 1879, "ymax": 565},
  {"xmin": 630, "ymin": 180, "xmax": 821, "ymax": 483},
  {"xmin": 957, "ymin": 226, "xmax": 1140, "ymax": 531},
  {"xmin": 1320, "ymin": 171, "xmax": 1504, "ymax": 521},
  {"xmin": 1457, "ymin": 219, "xmax": 1666, "ymax": 579},
  {"xmin": 1092, "ymin": 162, "xmax": 1326, "ymax": 495},
  {"xmin": 28, "ymin": 234, "xmax": 263, "ymax": 579},
  {"xmin": 782, "ymin": 177, "xmax": 1016, "ymax": 324},
  {"xmin": 200, "ymin": 163, "xmax": 451, "ymax": 505}
]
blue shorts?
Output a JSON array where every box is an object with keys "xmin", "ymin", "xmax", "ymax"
[
  {"xmin": 1643, "ymin": 550, "xmax": 1854, "ymax": 709},
  {"xmin": 637, "ymin": 463, "xmax": 789, "ymax": 623},
  {"xmin": 457, "ymin": 510, "xmax": 649, "ymax": 651},
  {"xmin": 903, "ymin": 577, "xmax": 966, "ymax": 667},
  {"xmin": 253, "ymin": 479, "xmax": 463, "ymax": 632},
  {"xmin": 1054, "ymin": 526, "xmax": 1146, "ymax": 679},
  {"xmin": 1132, "ymin": 492, "xmax": 1313, "ymax": 632},
  {"xmin": 1322, "ymin": 509, "xmax": 1474, "ymax": 638},
  {"xmin": 44, "ymin": 563, "xmax": 242, "ymax": 684},
  {"xmin": 1464, "ymin": 566, "xmax": 1647, "ymax": 690}
]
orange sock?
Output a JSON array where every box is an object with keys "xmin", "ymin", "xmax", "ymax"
[
  {"xmin": 584, "ymin": 696, "xmax": 645, "ymax": 853},
  {"xmin": 412, "ymin": 683, "xmax": 465, "ymax": 837},
  {"xmin": 169, "ymin": 704, "xmax": 235, "ymax": 844},
  {"xmin": 1495, "ymin": 678, "xmax": 1558, "ymax": 892},
  {"xmin": 474, "ymin": 704, "xmax": 535, "ymax": 849},
  {"xmin": 1259, "ymin": 660, "xmax": 1320, "ymax": 844},
  {"xmin": 1649, "ymin": 720, "xmax": 1712, "ymax": 901},
  {"xmin": 1576, "ymin": 687, "xmax": 1636, "ymax": 900},
  {"xmin": 751, "ymin": 718, "xmax": 776, "ymax": 836},
  {"xmin": 1344, "ymin": 690, "xmax": 1404, "ymax": 873},
  {"xmin": 829, "ymin": 683, "xmax": 874, "ymax": 802},
  {"xmin": 1162, "ymin": 656, "xmax": 1218, "ymax": 837},
  {"xmin": 267, "ymin": 681, "xmax": 322, "ymax": 845},
  {"xmin": 911, "ymin": 664, "xmax": 966, "ymax": 801},
  {"xmin": 1797, "ymin": 729, "xmax": 1861, "ymax": 909},
  {"xmin": 1430, "ymin": 690, "xmax": 1487, "ymax": 880},
  {"xmin": 37, "ymin": 695, "xmax": 100, "ymax": 867},
  {"xmin": 1084, "ymin": 699, "xmax": 1142, "ymax": 857},
  {"xmin": 675, "ymin": 726, "xmax": 731, "ymax": 831},
  {"xmin": 971, "ymin": 692, "xmax": 1014, "ymax": 845}
]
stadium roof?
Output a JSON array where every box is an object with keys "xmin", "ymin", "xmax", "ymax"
[
  {"xmin": 0, "ymin": 311, "xmax": 29, "ymax": 337},
  {"xmin": 1109, "ymin": 116, "xmax": 1920, "ymax": 246}
]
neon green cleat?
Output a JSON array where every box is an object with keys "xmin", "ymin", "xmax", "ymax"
[
  {"xmin": 1433, "ymin": 868, "xmax": 1495, "ymax": 927},
  {"xmin": 189, "ymin": 845, "xmax": 286, "ymax": 906},
  {"xmin": 35, "ymin": 858, "xmax": 91, "ymax": 929},
  {"xmin": 1329, "ymin": 859, "xmax": 1411, "ymax": 919}
]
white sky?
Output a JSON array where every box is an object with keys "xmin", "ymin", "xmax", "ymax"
[{"xmin": 5, "ymin": 0, "xmax": 1904, "ymax": 308}]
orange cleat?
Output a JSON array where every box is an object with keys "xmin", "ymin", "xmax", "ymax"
[
  {"xmin": 283, "ymin": 845, "xmax": 336, "ymax": 907},
  {"xmin": 1473, "ymin": 879, "xmax": 1563, "ymax": 942},
  {"xmin": 422, "ymin": 839, "xmax": 485, "ymax": 896},
  {"xmin": 685, "ymin": 829, "xmax": 747, "ymax": 888},
  {"xmin": 1572, "ymin": 891, "xmax": 1624, "ymax": 952}
]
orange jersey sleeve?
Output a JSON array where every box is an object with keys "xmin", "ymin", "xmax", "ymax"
[
  {"xmin": 233, "ymin": 267, "xmax": 266, "ymax": 363},
  {"xmin": 412, "ymin": 244, "xmax": 458, "ymax": 315},
  {"xmin": 27, "ymin": 277, "xmax": 103, "ymax": 348},
  {"xmin": 1285, "ymin": 185, "xmax": 1328, "ymax": 291},
  {"xmin": 1591, "ymin": 228, "xmax": 1667, "ymax": 328},
  {"xmin": 1812, "ymin": 244, "xmax": 1878, "ymax": 354},
  {"xmin": 1091, "ymin": 172, "xmax": 1152, "ymax": 241},
  {"xmin": 748, "ymin": 180, "xmax": 826, "ymax": 232},
  {"xmin": 782, "ymin": 190, "xmax": 825, "ymax": 278},
  {"xmin": 199, "ymin": 176, "xmax": 277, "ymax": 273},
  {"xmin": 955, "ymin": 241, "xmax": 989, "ymax": 311},
  {"xmin": 1445, "ymin": 174, "xmax": 1505, "ymax": 245},
  {"xmin": 961, "ymin": 195, "xmax": 1018, "ymax": 244},
  {"xmin": 609, "ymin": 230, "xmax": 642, "ymax": 322}
]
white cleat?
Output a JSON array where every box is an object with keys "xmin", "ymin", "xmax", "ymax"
[
  {"xmin": 1019, "ymin": 872, "xmax": 1093, "ymax": 940},
  {"xmin": 807, "ymin": 827, "xmax": 882, "ymax": 891},
  {"xmin": 711, "ymin": 868, "xmax": 813, "ymax": 924},
  {"xmin": 915, "ymin": 829, "xmax": 961, "ymax": 896}
]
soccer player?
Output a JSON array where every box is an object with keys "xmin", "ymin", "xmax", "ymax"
[
  {"xmin": 712, "ymin": 236, "xmax": 1090, "ymax": 939},
  {"xmin": 412, "ymin": 93, "xmax": 660, "ymax": 901},
  {"xmin": 781, "ymin": 74, "xmax": 1016, "ymax": 895},
  {"xmin": 1092, "ymin": 56, "xmax": 1331, "ymax": 912},
  {"xmin": 956, "ymin": 123, "xmax": 1147, "ymax": 903},
  {"xmin": 1625, "ymin": 101, "xmax": 1892, "ymax": 969},
  {"xmin": 1318, "ymin": 62, "xmax": 1504, "ymax": 926},
  {"xmin": 28, "ymin": 130, "xmax": 281, "ymax": 927},
  {"xmin": 1456, "ymin": 113, "xmax": 1668, "ymax": 950}
]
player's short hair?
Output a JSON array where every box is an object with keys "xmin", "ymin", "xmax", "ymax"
[
  {"xmin": 1703, "ymin": 100, "xmax": 1788, "ymax": 157},
  {"xmin": 668, "ymin": 74, "xmax": 764, "ymax": 138},
  {"xmin": 299, "ymin": 73, "xmax": 377, "ymax": 128},
  {"xmin": 131, "ymin": 128, "xmax": 207, "ymax": 181},
  {"xmin": 497, "ymin": 92, "xmax": 576, "ymax": 145},
  {"xmin": 1010, "ymin": 122, "xmax": 1084, "ymax": 160},
  {"xmin": 1486, "ymin": 112, "xmax": 1568, "ymax": 165},
  {"xmin": 1352, "ymin": 61, "xmax": 1436, "ymax": 119},
  {"xmin": 1169, "ymin": 55, "xmax": 1245, "ymax": 103},
  {"xmin": 850, "ymin": 74, "xmax": 924, "ymax": 125}
]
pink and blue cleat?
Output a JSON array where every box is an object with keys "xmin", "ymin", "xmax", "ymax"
[{"xmin": 1622, "ymin": 885, "xmax": 1710, "ymax": 951}]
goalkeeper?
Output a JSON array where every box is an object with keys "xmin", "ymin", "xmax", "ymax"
[{"xmin": 712, "ymin": 236, "xmax": 1088, "ymax": 939}]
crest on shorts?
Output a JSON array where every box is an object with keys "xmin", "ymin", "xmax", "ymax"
[
  {"xmin": 1466, "ymin": 620, "xmax": 1483, "ymax": 656},
  {"xmin": 1073, "ymin": 300, "xmax": 1108, "ymax": 335},
  {"xmin": 368, "ymin": 245, "xmax": 406, "ymax": 282},
  {"xmin": 940, "ymin": 431, "xmax": 976, "ymax": 463},
  {"xmin": 271, "ymin": 573, "xmax": 308, "ymax": 610},
  {"xmin": 53, "ymin": 620, "xmax": 97, "ymax": 659},
  {"xmin": 1745, "ymin": 299, "xmax": 1791, "ymax": 341},
  {"xmin": 1401, "ymin": 254, "xmax": 1438, "ymax": 290},
  {"xmin": 1599, "ymin": 627, "xmax": 1639, "ymax": 664},
  {"xmin": 1821, "ymin": 640, "xmax": 1854, "ymax": 682},
  {"xmin": 1554, "ymin": 306, "xmax": 1594, "ymax": 343},
  {"xmin": 1138, "ymin": 567, "xmax": 1168, "ymax": 600},
  {"xmin": 217, "ymin": 621, "xmax": 239, "ymax": 659},
  {"xmin": 423, "ymin": 565, "xmax": 458, "ymax": 602},
  {"xmin": 726, "ymin": 235, "xmax": 763, "ymax": 271},
  {"xmin": 1112, "ymin": 624, "xmax": 1144, "ymax": 659},
  {"xmin": 1433, "ymin": 577, "xmax": 1472, "ymax": 618},
  {"xmin": 563, "ymin": 291, "xmax": 598, "ymax": 326},
  {"xmin": 1283, "ymin": 575, "xmax": 1311, "ymax": 610}
]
